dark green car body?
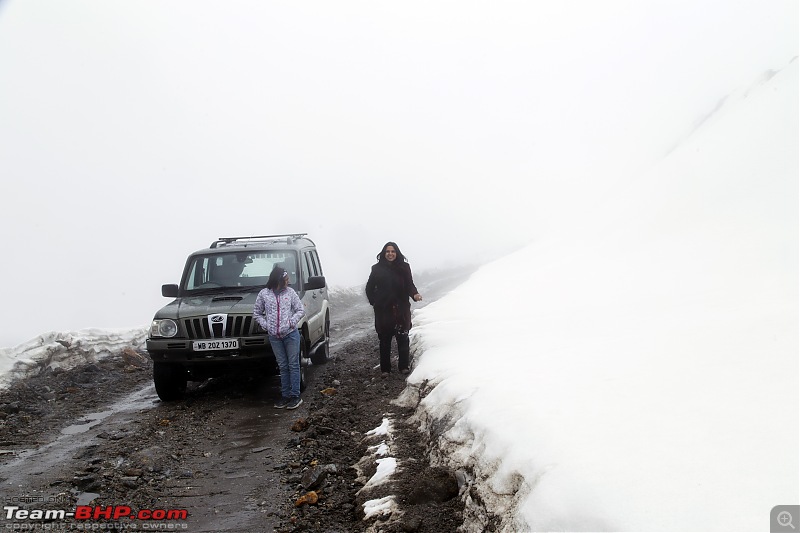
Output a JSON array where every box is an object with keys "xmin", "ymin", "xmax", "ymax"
[{"xmin": 146, "ymin": 234, "xmax": 330, "ymax": 401}]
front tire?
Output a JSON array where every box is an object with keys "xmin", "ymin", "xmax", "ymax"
[{"xmin": 153, "ymin": 362, "xmax": 187, "ymax": 401}]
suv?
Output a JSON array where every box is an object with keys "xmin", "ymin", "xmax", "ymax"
[{"xmin": 146, "ymin": 234, "xmax": 330, "ymax": 401}]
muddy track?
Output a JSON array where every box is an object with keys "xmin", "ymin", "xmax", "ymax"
[{"xmin": 0, "ymin": 268, "xmax": 476, "ymax": 532}]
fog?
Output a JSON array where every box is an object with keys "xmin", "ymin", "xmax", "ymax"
[{"xmin": 0, "ymin": 0, "xmax": 796, "ymax": 348}]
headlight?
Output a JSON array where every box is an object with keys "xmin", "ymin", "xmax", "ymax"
[{"xmin": 150, "ymin": 319, "xmax": 178, "ymax": 338}]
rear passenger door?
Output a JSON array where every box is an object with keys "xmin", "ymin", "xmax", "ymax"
[{"xmin": 301, "ymin": 249, "xmax": 324, "ymax": 342}]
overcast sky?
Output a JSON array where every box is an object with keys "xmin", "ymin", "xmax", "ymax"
[{"xmin": 0, "ymin": 0, "xmax": 796, "ymax": 347}]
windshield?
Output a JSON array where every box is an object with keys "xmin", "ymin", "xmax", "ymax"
[{"xmin": 182, "ymin": 250, "xmax": 299, "ymax": 292}]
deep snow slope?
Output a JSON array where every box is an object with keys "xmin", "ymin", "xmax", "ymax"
[{"xmin": 403, "ymin": 59, "xmax": 798, "ymax": 532}]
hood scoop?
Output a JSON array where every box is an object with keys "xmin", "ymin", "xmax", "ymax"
[{"xmin": 212, "ymin": 296, "xmax": 243, "ymax": 302}]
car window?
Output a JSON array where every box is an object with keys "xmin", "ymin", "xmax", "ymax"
[
  {"xmin": 301, "ymin": 252, "xmax": 312, "ymax": 284},
  {"xmin": 310, "ymin": 250, "xmax": 323, "ymax": 276},
  {"xmin": 183, "ymin": 251, "xmax": 298, "ymax": 290},
  {"xmin": 185, "ymin": 257, "xmax": 211, "ymax": 289},
  {"xmin": 307, "ymin": 251, "xmax": 319, "ymax": 277}
]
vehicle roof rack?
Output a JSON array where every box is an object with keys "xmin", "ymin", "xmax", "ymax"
[{"xmin": 209, "ymin": 234, "xmax": 308, "ymax": 248}]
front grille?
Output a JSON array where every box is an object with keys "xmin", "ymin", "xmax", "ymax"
[{"xmin": 183, "ymin": 315, "xmax": 255, "ymax": 339}]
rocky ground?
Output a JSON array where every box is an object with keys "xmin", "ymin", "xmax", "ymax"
[{"xmin": 0, "ymin": 270, "xmax": 478, "ymax": 532}]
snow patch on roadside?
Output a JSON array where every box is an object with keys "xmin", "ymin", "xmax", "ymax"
[
  {"xmin": 362, "ymin": 495, "xmax": 398, "ymax": 520},
  {"xmin": 355, "ymin": 417, "xmax": 405, "ymax": 522},
  {"xmin": 355, "ymin": 417, "xmax": 396, "ymax": 491},
  {"xmin": 365, "ymin": 417, "xmax": 391, "ymax": 438},
  {"xmin": 361, "ymin": 457, "xmax": 398, "ymax": 492}
]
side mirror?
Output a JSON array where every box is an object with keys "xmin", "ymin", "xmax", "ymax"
[
  {"xmin": 162, "ymin": 284, "xmax": 179, "ymax": 298},
  {"xmin": 305, "ymin": 276, "xmax": 326, "ymax": 291}
]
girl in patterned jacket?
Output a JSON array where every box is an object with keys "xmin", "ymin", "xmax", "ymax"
[{"xmin": 254, "ymin": 266, "xmax": 305, "ymax": 409}]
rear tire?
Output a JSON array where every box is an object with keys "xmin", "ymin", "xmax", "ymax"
[
  {"xmin": 298, "ymin": 334, "xmax": 308, "ymax": 392},
  {"xmin": 153, "ymin": 362, "xmax": 187, "ymax": 401},
  {"xmin": 310, "ymin": 315, "xmax": 330, "ymax": 365}
]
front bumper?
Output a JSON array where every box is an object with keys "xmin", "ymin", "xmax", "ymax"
[{"xmin": 146, "ymin": 335, "xmax": 271, "ymax": 364}]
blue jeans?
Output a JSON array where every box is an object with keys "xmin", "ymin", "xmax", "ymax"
[{"xmin": 269, "ymin": 329, "xmax": 301, "ymax": 399}]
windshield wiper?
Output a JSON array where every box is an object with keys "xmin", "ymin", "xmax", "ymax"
[
  {"xmin": 186, "ymin": 286, "xmax": 261, "ymax": 295},
  {"xmin": 185, "ymin": 288, "xmax": 226, "ymax": 296},
  {"xmin": 234, "ymin": 286, "xmax": 262, "ymax": 292}
]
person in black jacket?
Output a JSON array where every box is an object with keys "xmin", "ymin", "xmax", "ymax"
[{"xmin": 365, "ymin": 242, "xmax": 423, "ymax": 375}]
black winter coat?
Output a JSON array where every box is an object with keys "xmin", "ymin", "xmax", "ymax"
[{"xmin": 365, "ymin": 261, "xmax": 419, "ymax": 335}]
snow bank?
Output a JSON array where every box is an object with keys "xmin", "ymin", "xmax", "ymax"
[
  {"xmin": 0, "ymin": 327, "xmax": 148, "ymax": 389},
  {"xmin": 403, "ymin": 59, "xmax": 798, "ymax": 532}
]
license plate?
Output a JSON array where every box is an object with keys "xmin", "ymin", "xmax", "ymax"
[{"xmin": 193, "ymin": 339, "xmax": 239, "ymax": 351}]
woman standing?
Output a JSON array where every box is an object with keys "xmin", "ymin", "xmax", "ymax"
[
  {"xmin": 254, "ymin": 266, "xmax": 305, "ymax": 409},
  {"xmin": 365, "ymin": 242, "xmax": 422, "ymax": 375}
]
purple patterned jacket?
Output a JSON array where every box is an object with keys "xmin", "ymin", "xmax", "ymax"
[{"xmin": 253, "ymin": 287, "xmax": 305, "ymax": 338}]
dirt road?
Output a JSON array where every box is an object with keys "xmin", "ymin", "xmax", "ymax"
[{"xmin": 0, "ymin": 268, "xmax": 477, "ymax": 532}]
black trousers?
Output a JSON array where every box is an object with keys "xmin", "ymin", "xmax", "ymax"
[{"xmin": 378, "ymin": 332, "xmax": 410, "ymax": 372}]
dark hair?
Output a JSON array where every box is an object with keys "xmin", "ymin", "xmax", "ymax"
[
  {"xmin": 376, "ymin": 241, "xmax": 407, "ymax": 264},
  {"xmin": 266, "ymin": 265, "xmax": 288, "ymax": 291}
]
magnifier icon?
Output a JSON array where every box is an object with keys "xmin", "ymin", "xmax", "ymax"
[{"xmin": 778, "ymin": 511, "xmax": 796, "ymax": 529}]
